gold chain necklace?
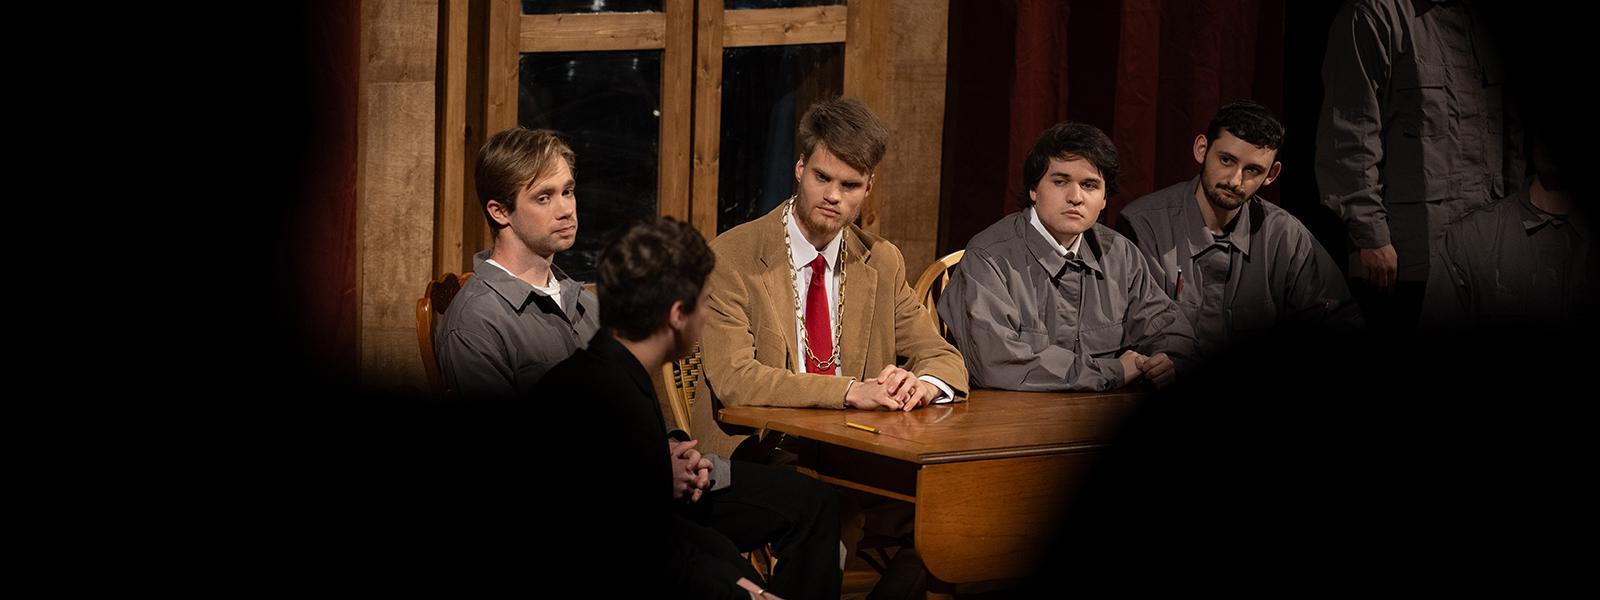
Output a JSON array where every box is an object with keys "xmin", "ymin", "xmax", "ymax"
[{"xmin": 783, "ymin": 196, "xmax": 845, "ymax": 372}]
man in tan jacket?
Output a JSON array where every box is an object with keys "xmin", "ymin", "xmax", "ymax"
[
  {"xmin": 700, "ymin": 95, "xmax": 967, "ymax": 599},
  {"xmin": 701, "ymin": 97, "xmax": 967, "ymax": 413}
]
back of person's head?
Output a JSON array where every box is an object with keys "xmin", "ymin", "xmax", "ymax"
[
  {"xmin": 596, "ymin": 217, "xmax": 715, "ymax": 341},
  {"xmin": 798, "ymin": 96, "xmax": 890, "ymax": 173},
  {"xmin": 1205, "ymin": 100, "xmax": 1285, "ymax": 150},
  {"xmin": 1020, "ymin": 121, "xmax": 1120, "ymax": 207},
  {"xmin": 474, "ymin": 127, "xmax": 575, "ymax": 230}
]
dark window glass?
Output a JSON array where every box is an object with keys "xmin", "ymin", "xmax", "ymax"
[
  {"xmin": 725, "ymin": 0, "xmax": 843, "ymax": 9},
  {"xmin": 717, "ymin": 43, "xmax": 844, "ymax": 233},
  {"xmin": 522, "ymin": 0, "xmax": 661, "ymax": 15},
  {"xmin": 520, "ymin": 51, "xmax": 661, "ymax": 282}
]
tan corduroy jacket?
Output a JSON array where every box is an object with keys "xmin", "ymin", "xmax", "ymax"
[{"xmin": 701, "ymin": 203, "xmax": 968, "ymax": 411}]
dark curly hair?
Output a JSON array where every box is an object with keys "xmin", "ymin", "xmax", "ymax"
[
  {"xmin": 1020, "ymin": 121, "xmax": 1120, "ymax": 207},
  {"xmin": 597, "ymin": 217, "xmax": 716, "ymax": 341},
  {"xmin": 1205, "ymin": 100, "xmax": 1285, "ymax": 150}
]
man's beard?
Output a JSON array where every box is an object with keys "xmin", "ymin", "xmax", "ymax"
[
  {"xmin": 1203, "ymin": 181, "xmax": 1248, "ymax": 211},
  {"xmin": 799, "ymin": 212, "xmax": 844, "ymax": 240},
  {"xmin": 796, "ymin": 195, "xmax": 850, "ymax": 241}
]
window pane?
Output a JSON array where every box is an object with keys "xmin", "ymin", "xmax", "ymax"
[
  {"xmin": 717, "ymin": 43, "xmax": 844, "ymax": 233},
  {"xmin": 725, "ymin": 0, "xmax": 843, "ymax": 9},
  {"xmin": 520, "ymin": 51, "xmax": 662, "ymax": 282},
  {"xmin": 522, "ymin": 0, "xmax": 661, "ymax": 15}
]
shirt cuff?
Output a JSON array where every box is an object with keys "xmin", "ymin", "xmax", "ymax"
[
  {"xmin": 706, "ymin": 454, "xmax": 732, "ymax": 492},
  {"xmin": 1099, "ymin": 357, "xmax": 1128, "ymax": 390},
  {"xmin": 919, "ymin": 375, "xmax": 956, "ymax": 404},
  {"xmin": 1346, "ymin": 217, "xmax": 1391, "ymax": 249}
]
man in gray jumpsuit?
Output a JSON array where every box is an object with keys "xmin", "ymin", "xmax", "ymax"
[
  {"xmin": 1316, "ymin": 0, "xmax": 1521, "ymax": 338},
  {"xmin": 938, "ymin": 122, "xmax": 1196, "ymax": 392},
  {"xmin": 1117, "ymin": 101, "xmax": 1361, "ymax": 359},
  {"xmin": 1424, "ymin": 123, "xmax": 1592, "ymax": 330}
]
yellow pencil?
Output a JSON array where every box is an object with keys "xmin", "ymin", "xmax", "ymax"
[{"xmin": 845, "ymin": 422, "xmax": 880, "ymax": 434}]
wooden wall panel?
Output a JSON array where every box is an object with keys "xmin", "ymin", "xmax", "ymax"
[
  {"xmin": 878, "ymin": 0, "xmax": 949, "ymax": 282},
  {"xmin": 486, "ymin": 0, "xmax": 520, "ymax": 144},
  {"xmin": 358, "ymin": 0, "xmax": 438, "ymax": 391},
  {"xmin": 723, "ymin": 6, "xmax": 848, "ymax": 47},
  {"xmin": 519, "ymin": 12, "xmax": 668, "ymax": 51},
  {"xmin": 844, "ymin": 0, "xmax": 891, "ymax": 235},
  {"xmin": 462, "ymin": 0, "xmax": 491, "ymax": 270},
  {"xmin": 690, "ymin": 1, "xmax": 726, "ymax": 239},
  {"xmin": 845, "ymin": 0, "xmax": 948, "ymax": 282},
  {"xmin": 436, "ymin": 0, "xmax": 470, "ymax": 277},
  {"xmin": 659, "ymin": 0, "xmax": 694, "ymax": 222}
]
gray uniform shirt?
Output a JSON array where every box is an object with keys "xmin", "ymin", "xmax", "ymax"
[
  {"xmin": 435, "ymin": 250, "xmax": 600, "ymax": 399},
  {"xmin": 1117, "ymin": 177, "xmax": 1363, "ymax": 358},
  {"xmin": 937, "ymin": 210, "xmax": 1197, "ymax": 392},
  {"xmin": 1316, "ymin": 0, "xmax": 1521, "ymax": 281},
  {"xmin": 1424, "ymin": 190, "xmax": 1593, "ymax": 327}
]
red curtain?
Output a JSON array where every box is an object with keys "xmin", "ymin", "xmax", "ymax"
[
  {"xmin": 941, "ymin": 0, "xmax": 1285, "ymax": 254},
  {"xmin": 297, "ymin": 0, "xmax": 361, "ymax": 378}
]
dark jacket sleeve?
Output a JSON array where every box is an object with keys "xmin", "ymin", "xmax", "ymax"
[{"xmin": 1316, "ymin": 1, "xmax": 1394, "ymax": 249}]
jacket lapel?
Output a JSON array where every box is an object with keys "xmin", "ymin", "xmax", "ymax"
[
  {"xmin": 756, "ymin": 204, "xmax": 801, "ymax": 372},
  {"xmin": 840, "ymin": 227, "xmax": 877, "ymax": 380}
]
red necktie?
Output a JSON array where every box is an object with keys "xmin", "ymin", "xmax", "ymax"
[{"xmin": 804, "ymin": 254, "xmax": 833, "ymax": 374}]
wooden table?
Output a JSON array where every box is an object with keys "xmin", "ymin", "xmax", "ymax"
[{"xmin": 719, "ymin": 389, "xmax": 1142, "ymax": 585}]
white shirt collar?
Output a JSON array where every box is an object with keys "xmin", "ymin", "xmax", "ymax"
[
  {"xmin": 786, "ymin": 204, "xmax": 843, "ymax": 272},
  {"xmin": 484, "ymin": 257, "xmax": 517, "ymax": 278},
  {"xmin": 485, "ymin": 257, "xmax": 560, "ymax": 295},
  {"xmin": 1027, "ymin": 207, "xmax": 1083, "ymax": 258}
]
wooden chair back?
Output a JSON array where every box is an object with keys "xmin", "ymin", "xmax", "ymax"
[
  {"xmin": 661, "ymin": 342, "xmax": 702, "ymax": 438},
  {"xmin": 416, "ymin": 272, "xmax": 473, "ymax": 397},
  {"xmin": 910, "ymin": 250, "xmax": 965, "ymax": 337}
]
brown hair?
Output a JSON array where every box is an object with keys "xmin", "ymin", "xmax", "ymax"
[
  {"xmin": 597, "ymin": 217, "xmax": 716, "ymax": 341},
  {"xmin": 797, "ymin": 97, "xmax": 889, "ymax": 173},
  {"xmin": 474, "ymin": 127, "xmax": 576, "ymax": 229}
]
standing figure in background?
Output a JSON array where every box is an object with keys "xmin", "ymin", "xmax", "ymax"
[
  {"xmin": 1316, "ymin": 0, "xmax": 1521, "ymax": 340},
  {"xmin": 1424, "ymin": 122, "xmax": 1592, "ymax": 330}
]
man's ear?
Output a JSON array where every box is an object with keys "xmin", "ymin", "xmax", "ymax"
[
  {"xmin": 1192, "ymin": 134, "xmax": 1209, "ymax": 164},
  {"xmin": 667, "ymin": 299, "xmax": 689, "ymax": 331},
  {"xmin": 794, "ymin": 156, "xmax": 806, "ymax": 183},
  {"xmin": 1263, "ymin": 161, "xmax": 1283, "ymax": 186},
  {"xmin": 486, "ymin": 198, "xmax": 512, "ymax": 226}
]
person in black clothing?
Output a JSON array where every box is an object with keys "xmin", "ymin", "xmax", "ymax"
[{"xmin": 538, "ymin": 217, "xmax": 840, "ymax": 599}]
